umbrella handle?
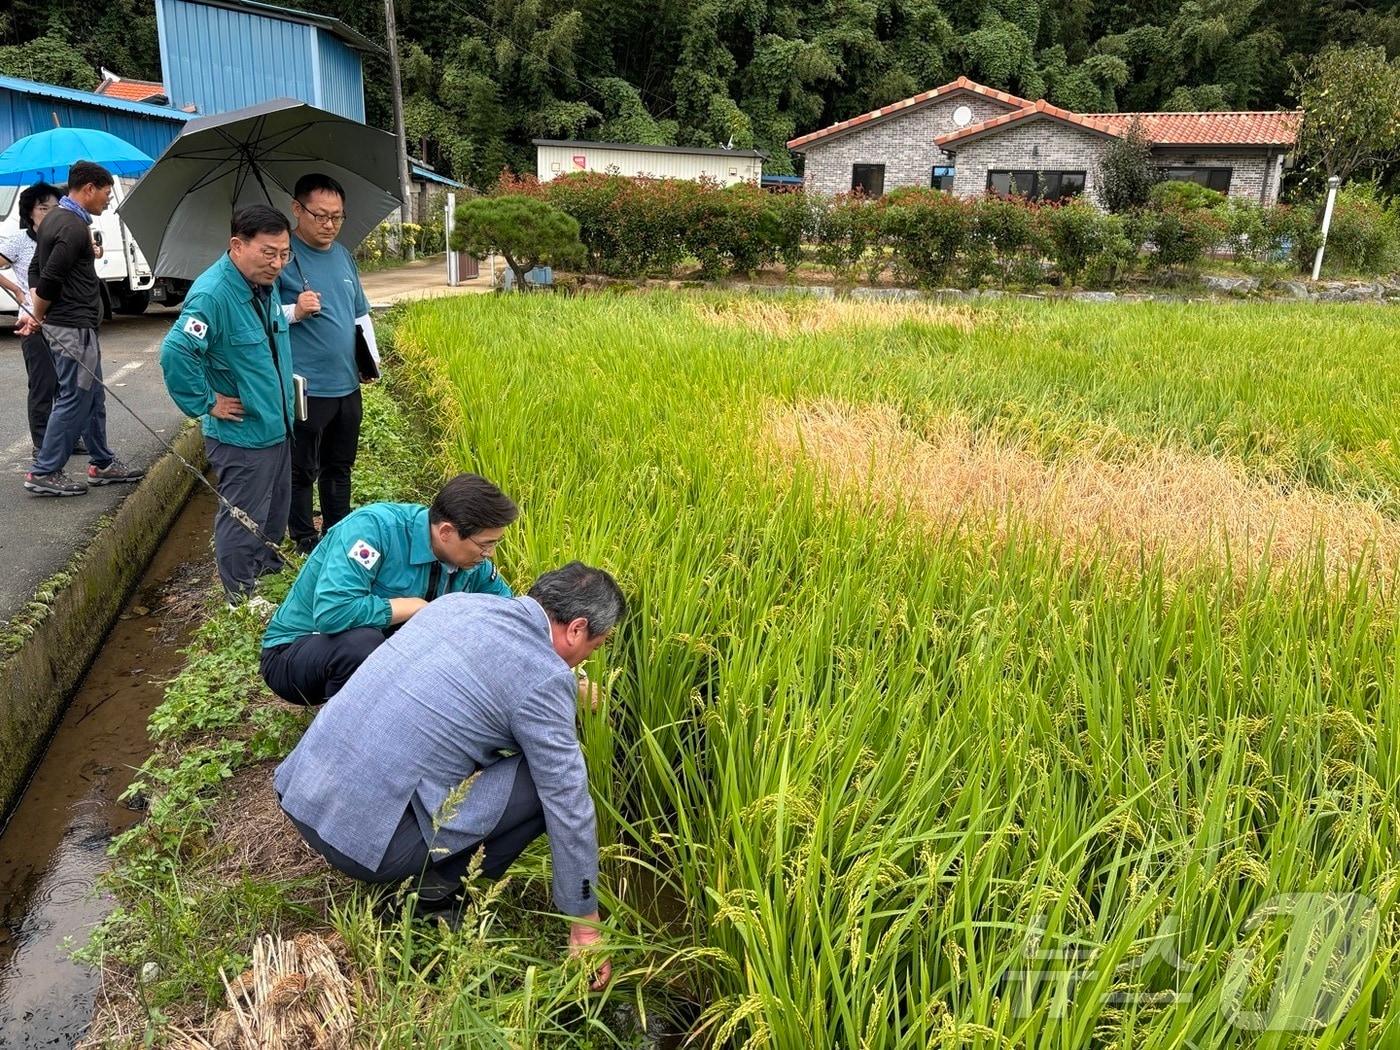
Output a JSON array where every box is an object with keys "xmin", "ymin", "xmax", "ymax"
[{"xmin": 239, "ymin": 148, "xmax": 314, "ymax": 293}]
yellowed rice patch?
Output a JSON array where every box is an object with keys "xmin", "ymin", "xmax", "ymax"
[
  {"xmin": 690, "ymin": 296, "xmax": 979, "ymax": 335},
  {"xmin": 772, "ymin": 400, "xmax": 1400, "ymax": 579}
]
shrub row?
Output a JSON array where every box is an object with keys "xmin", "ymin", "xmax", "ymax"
[
  {"xmin": 498, "ymin": 171, "xmax": 804, "ymax": 279},
  {"xmin": 497, "ymin": 172, "xmax": 1399, "ymax": 286}
]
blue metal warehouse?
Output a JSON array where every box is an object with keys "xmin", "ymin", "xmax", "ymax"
[
  {"xmin": 0, "ymin": 74, "xmax": 190, "ymax": 158},
  {"xmin": 155, "ymin": 0, "xmax": 380, "ymax": 122},
  {"xmin": 1, "ymin": 0, "xmax": 460, "ymax": 220},
  {"xmin": 0, "ymin": 72, "xmax": 456, "ymax": 189}
]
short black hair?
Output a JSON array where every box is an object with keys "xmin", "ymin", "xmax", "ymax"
[
  {"xmin": 18, "ymin": 182, "xmax": 61, "ymax": 230},
  {"xmin": 66, "ymin": 160, "xmax": 114, "ymax": 191},
  {"xmin": 294, "ymin": 172, "xmax": 347, "ymax": 202},
  {"xmin": 428, "ymin": 473, "xmax": 519, "ymax": 538},
  {"xmin": 528, "ymin": 563, "xmax": 626, "ymax": 637},
  {"xmin": 231, "ymin": 204, "xmax": 291, "ymax": 239}
]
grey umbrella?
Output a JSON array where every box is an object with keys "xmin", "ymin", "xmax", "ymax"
[{"xmin": 119, "ymin": 98, "xmax": 401, "ymax": 280}]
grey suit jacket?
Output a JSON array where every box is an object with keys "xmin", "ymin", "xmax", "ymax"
[{"xmin": 274, "ymin": 593, "xmax": 599, "ymax": 916}]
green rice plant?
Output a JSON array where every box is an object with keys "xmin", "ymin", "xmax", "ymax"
[{"xmin": 381, "ymin": 290, "xmax": 1400, "ymax": 1047}]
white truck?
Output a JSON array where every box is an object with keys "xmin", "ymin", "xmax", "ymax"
[{"xmin": 0, "ymin": 177, "xmax": 185, "ymax": 317}]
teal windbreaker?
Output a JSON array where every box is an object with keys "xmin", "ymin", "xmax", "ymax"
[{"xmin": 160, "ymin": 253, "xmax": 295, "ymax": 449}]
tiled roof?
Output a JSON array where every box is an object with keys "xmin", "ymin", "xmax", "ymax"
[
  {"xmin": 1083, "ymin": 110, "xmax": 1301, "ymax": 146},
  {"xmin": 936, "ymin": 99, "xmax": 1302, "ymax": 150},
  {"xmin": 933, "ymin": 98, "xmax": 1117, "ymax": 147},
  {"xmin": 95, "ymin": 78, "xmax": 168, "ymax": 103},
  {"xmin": 787, "ymin": 76, "xmax": 1031, "ymax": 150}
]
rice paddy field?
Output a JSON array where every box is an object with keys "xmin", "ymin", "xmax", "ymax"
[{"xmin": 390, "ymin": 292, "xmax": 1400, "ymax": 1048}]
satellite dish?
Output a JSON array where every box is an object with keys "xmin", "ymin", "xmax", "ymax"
[{"xmin": 953, "ymin": 105, "xmax": 973, "ymax": 127}]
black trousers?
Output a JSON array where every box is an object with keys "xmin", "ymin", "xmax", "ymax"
[
  {"xmin": 290, "ymin": 389, "xmax": 362, "ymax": 551},
  {"xmin": 260, "ymin": 626, "xmax": 386, "ymax": 705},
  {"xmin": 20, "ymin": 330, "xmax": 57, "ymax": 449},
  {"xmin": 285, "ymin": 756, "xmax": 546, "ymax": 887}
]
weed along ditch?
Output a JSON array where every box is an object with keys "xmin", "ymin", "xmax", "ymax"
[{"xmin": 0, "ymin": 489, "xmax": 216, "ymax": 1046}]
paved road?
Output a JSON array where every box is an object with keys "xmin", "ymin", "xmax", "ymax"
[{"xmin": 0, "ymin": 309, "xmax": 192, "ymax": 625}]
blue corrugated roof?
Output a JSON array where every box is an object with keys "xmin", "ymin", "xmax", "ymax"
[
  {"xmin": 0, "ymin": 73, "xmax": 191, "ymax": 123},
  {"xmin": 410, "ymin": 161, "xmax": 464, "ymax": 188}
]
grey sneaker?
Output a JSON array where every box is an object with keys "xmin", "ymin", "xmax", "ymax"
[
  {"xmin": 25, "ymin": 470, "xmax": 88, "ymax": 496},
  {"xmin": 87, "ymin": 460, "xmax": 145, "ymax": 485}
]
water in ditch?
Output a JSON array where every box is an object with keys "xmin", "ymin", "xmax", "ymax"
[{"xmin": 0, "ymin": 489, "xmax": 214, "ymax": 1048}]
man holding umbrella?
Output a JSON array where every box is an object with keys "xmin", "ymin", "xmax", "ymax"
[
  {"xmin": 160, "ymin": 205, "xmax": 296, "ymax": 601},
  {"xmin": 277, "ymin": 172, "xmax": 375, "ymax": 554}
]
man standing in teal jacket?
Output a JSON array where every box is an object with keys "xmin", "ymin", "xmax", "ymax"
[
  {"xmin": 259, "ymin": 473, "xmax": 518, "ymax": 705},
  {"xmin": 160, "ymin": 205, "xmax": 296, "ymax": 600}
]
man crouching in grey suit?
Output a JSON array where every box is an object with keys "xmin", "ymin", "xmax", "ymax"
[{"xmin": 274, "ymin": 561, "xmax": 624, "ymax": 989}]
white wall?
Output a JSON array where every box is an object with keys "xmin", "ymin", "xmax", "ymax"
[{"xmin": 536, "ymin": 144, "xmax": 762, "ymax": 187}]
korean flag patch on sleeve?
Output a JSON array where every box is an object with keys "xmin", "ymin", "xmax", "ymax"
[
  {"xmin": 182, "ymin": 316, "xmax": 209, "ymax": 342},
  {"xmin": 348, "ymin": 539, "xmax": 381, "ymax": 570}
]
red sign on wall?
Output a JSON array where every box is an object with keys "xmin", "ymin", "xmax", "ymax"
[{"xmin": 572, "ymin": 154, "xmax": 587, "ymax": 169}]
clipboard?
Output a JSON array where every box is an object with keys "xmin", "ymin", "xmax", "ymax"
[
  {"xmin": 293, "ymin": 373, "xmax": 308, "ymax": 421},
  {"xmin": 354, "ymin": 314, "xmax": 381, "ymax": 381}
]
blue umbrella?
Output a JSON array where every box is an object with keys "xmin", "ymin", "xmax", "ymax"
[{"xmin": 0, "ymin": 127, "xmax": 153, "ymax": 185}]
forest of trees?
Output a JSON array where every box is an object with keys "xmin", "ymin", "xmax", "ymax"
[{"xmin": 2, "ymin": 0, "xmax": 1398, "ymax": 188}]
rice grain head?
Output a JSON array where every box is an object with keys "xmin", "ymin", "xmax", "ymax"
[
  {"xmin": 771, "ymin": 400, "xmax": 1400, "ymax": 582},
  {"xmin": 690, "ymin": 296, "xmax": 979, "ymax": 336}
]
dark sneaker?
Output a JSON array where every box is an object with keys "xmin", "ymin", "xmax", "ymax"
[
  {"xmin": 87, "ymin": 460, "xmax": 145, "ymax": 486},
  {"xmin": 412, "ymin": 887, "xmax": 472, "ymax": 930},
  {"xmin": 25, "ymin": 470, "xmax": 88, "ymax": 496},
  {"xmin": 73, "ymin": 438, "xmax": 88, "ymax": 455}
]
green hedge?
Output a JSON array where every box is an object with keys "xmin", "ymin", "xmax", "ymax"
[{"xmin": 495, "ymin": 172, "xmax": 1400, "ymax": 287}]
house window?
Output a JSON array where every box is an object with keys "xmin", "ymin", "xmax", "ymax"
[
  {"xmin": 1159, "ymin": 167, "xmax": 1232, "ymax": 193},
  {"xmin": 852, "ymin": 163, "xmax": 885, "ymax": 198},
  {"xmin": 986, "ymin": 170, "xmax": 1086, "ymax": 202},
  {"xmin": 931, "ymin": 165, "xmax": 955, "ymax": 191}
]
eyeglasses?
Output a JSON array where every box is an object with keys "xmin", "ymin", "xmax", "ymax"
[
  {"xmin": 296, "ymin": 200, "xmax": 347, "ymax": 228},
  {"xmin": 466, "ymin": 533, "xmax": 502, "ymax": 555},
  {"xmin": 255, "ymin": 246, "xmax": 295, "ymax": 263}
]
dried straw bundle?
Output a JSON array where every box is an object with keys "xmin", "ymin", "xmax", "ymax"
[{"xmin": 171, "ymin": 932, "xmax": 356, "ymax": 1049}]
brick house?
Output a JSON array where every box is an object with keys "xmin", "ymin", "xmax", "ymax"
[{"xmin": 788, "ymin": 77, "xmax": 1301, "ymax": 207}]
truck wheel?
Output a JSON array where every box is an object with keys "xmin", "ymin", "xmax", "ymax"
[{"xmin": 116, "ymin": 290, "xmax": 151, "ymax": 315}]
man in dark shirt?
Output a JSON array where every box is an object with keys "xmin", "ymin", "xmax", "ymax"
[{"xmin": 18, "ymin": 161, "xmax": 143, "ymax": 496}]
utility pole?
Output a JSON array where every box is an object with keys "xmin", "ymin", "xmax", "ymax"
[{"xmin": 383, "ymin": 0, "xmax": 415, "ymax": 261}]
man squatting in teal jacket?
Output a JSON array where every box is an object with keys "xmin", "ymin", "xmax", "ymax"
[{"xmin": 259, "ymin": 473, "xmax": 518, "ymax": 705}]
